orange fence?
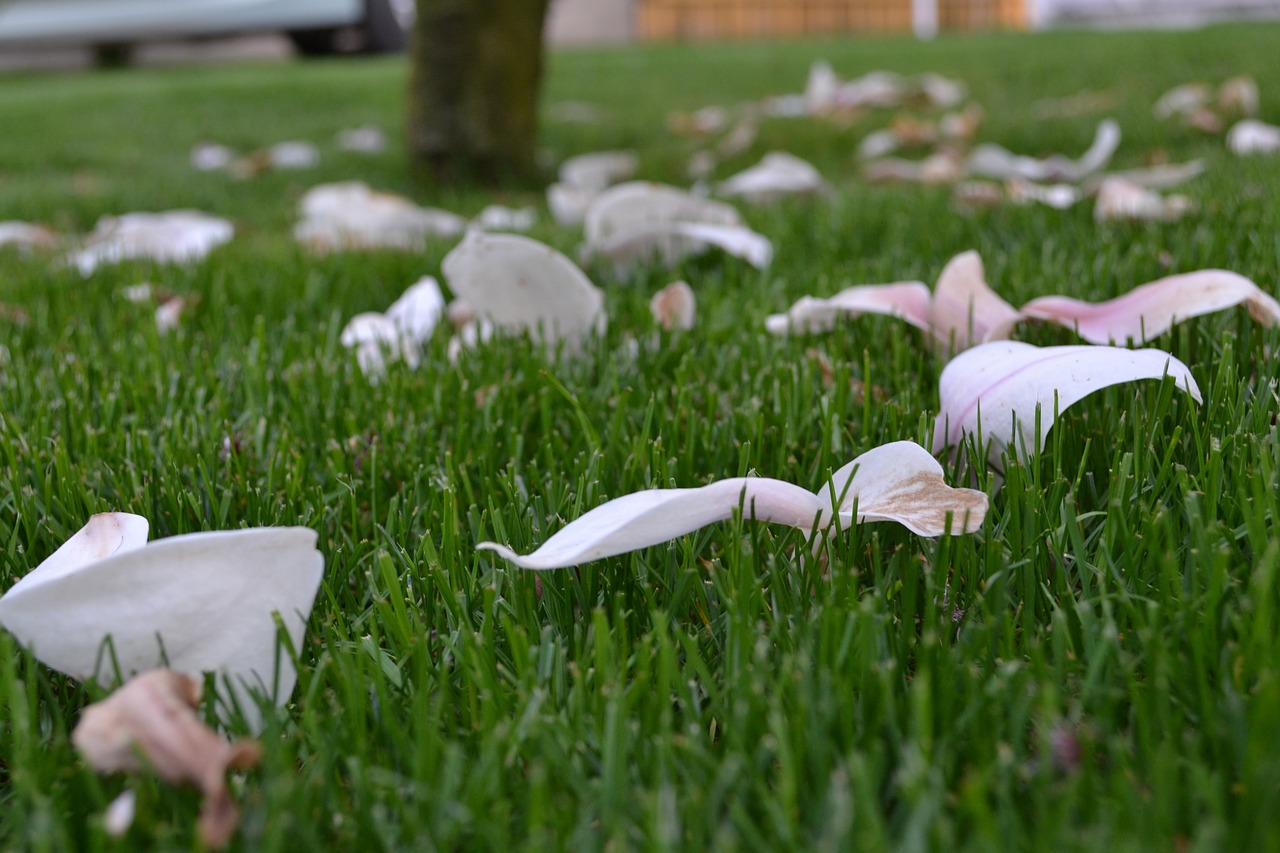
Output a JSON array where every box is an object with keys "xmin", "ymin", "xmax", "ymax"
[{"xmin": 636, "ymin": 0, "xmax": 1025, "ymax": 39}]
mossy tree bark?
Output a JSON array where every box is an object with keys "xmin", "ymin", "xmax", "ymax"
[{"xmin": 407, "ymin": 0, "xmax": 551, "ymax": 186}]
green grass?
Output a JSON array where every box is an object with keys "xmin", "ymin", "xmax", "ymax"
[{"xmin": 2, "ymin": 22, "xmax": 1280, "ymax": 851}]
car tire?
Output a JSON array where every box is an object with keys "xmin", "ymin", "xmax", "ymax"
[{"xmin": 288, "ymin": 0, "xmax": 408, "ymax": 56}]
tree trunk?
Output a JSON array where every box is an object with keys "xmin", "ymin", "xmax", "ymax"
[{"xmin": 407, "ymin": 0, "xmax": 551, "ymax": 186}]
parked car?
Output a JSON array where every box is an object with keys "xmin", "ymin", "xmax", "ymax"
[{"xmin": 0, "ymin": 0, "xmax": 413, "ymax": 57}]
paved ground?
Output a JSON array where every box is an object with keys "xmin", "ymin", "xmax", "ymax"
[{"xmin": 0, "ymin": 33, "xmax": 293, "ymax": 73}]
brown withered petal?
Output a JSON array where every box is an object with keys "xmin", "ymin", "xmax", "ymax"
[{"xmin": 73, "ymin": 669, "xmax": 262, "ymax": 849}]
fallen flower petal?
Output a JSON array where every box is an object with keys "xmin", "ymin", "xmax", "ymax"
[
  {"xmin": 475, "ymin": 204, "xmax": 536, "ymax": 232},
  {"xmin": 650, "ymin": 280, "xmax": 697, "ymax": 330},
  {"xmin": 442, "ymin": 230, "xmax": 606, "ymax": 353},
  {"xmin": 0, "ymin": 513, "xmax": 325, "ymax": 729},
  {"xmin": 546, "ymin": 183, "xmax": 598, "ymax": 227},
  {"xmin": 1092, "ymin": 177, "xmax": 1193, "ymax": 222},
  {"xmin": 932, "ymin": 341, "xmax": 1201, "ymax": 467},
  {"xmin": 335, "ymin": 124, "xmax": 387, "ymax": 153},
  {"xmin": 73, "ymin": 669, "xmax": 262, "ymax": 848},
  {"xmin": 1227, "ymin": 119, "xmax": 1280, "ymax": 155},
  {"xmin": 267, "ymin": 140, "xmax": 319, "ymax": 169},
  {"xmin": 1019, "ymin": 269, "xmax": 1280, "ymax": 344},
  {"xmin": 103, "ymin": 789, "xmax": 137, "ymax": 837},
  {"xmin": 294, "ymin": 181, "xmax": 466, "ymax": 252},
  {"xmin": 340, "ymin": 275, "xmax": 445, "ymax": 377},
  {"xmin": 929, "ymin": 250, "xmax": 1022, "ymax": 351},
  {"xmin": 765, "ymin": 281, "xmax": 932, "ymax": 336},
  {"xmin": 68, "ymin": 211, "xmax": 234, "ymax": 276},
  {"xmin": 478, "ymin": 441, "xmax": 986, "ymax": 570},
  {"xmin": 968, "ymin": 119, "xmax": 1120, "ymax": 183},
  {"xmin": 0, "ymin": 221, "xmax": 58, "ymax": 251},
  {"xmin": 716, "ymin": 152, "xmax": 831, "ymax": 205},
  {"xmin": 558, "ymin": 150, "xmax": 639, "ymax": 191}
]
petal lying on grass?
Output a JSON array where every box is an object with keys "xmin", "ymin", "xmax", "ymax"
[
  {"xmin": 69, "ymin": 211, "xmax": 234, "ymax": 275},
  {"xmin": 1227, "ymin": 119, "xmax": 1280, "ymax": 155},
  {"xmin": 1020, "ymin": 269, "xmax": 1280, "ymax": 344},
  {"xmin": 442, "ymin": 230, "xmax": 606, "ymax": 353},
  {"xmin": 582, "ymin": 183, "xmax": 771, "ymax": 277},
  {"xmin": 335, "ymin": 124, "xmax": 387, "ymax": 153},
  {"xmin": 475, "ymin": 205, "xmax": 536, "ymax": 232},
  {"xmin": 558, "ymin": 150, "xmax": 639, "ymax": 191},
  {"xmin": 1092, "ymin": 177, "xmax": 1193, "ymax": 222},
  {"xmin": 340, "ymin": 276, "xmax": 446, "ymax": 377},
  {"xmin": 765, "ymin": 250, "xmax": 1017, "ymax": 352},
  {"xmin": 0, "ymin": 513, "xmax": 325, "ymax": 729},
  {"xmin": 968, "ymin": 119, "xmax": 1120, "ymax": 182},
  {"xmin": 0, "ymin": 221, "xmax": 58, "ymax": 251},
  {"xmin": 190, "ymin": 142, "xmax": 235, "ymax": 171},
  {"xmin": 294, "ymin": 181, "xmax": 466, "ymax": 252},
  {"xmin": 650, "ymin": 280, "xmax": 697, "ymax": 330},
  {"xmin": 73, "ymin": 669, "xmax": 262, "ymax": 849},
  {"xmin": 716, "ymin": 152, "xmax": 831, "ymax": 205},
  {"xmin": 932, "ymin": 341, "xmax": 1201, "ymax": 467},
  {"xmin": 478, "ymin": 441, "xmax": 987, "ymax": 570}
]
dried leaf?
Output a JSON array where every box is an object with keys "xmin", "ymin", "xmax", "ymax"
[{"xmin": 73, "ymin": 669, "xmax": 262, "ymax": 848}]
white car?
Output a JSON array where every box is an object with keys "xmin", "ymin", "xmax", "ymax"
[{"xmin": 0, "ymin": 0, "xmax": 414, "ymax": 56}]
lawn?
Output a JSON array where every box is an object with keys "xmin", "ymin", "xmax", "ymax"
[{"xmin": 2, "ymin": 22, "xmax": 1280, "ymax": 851}]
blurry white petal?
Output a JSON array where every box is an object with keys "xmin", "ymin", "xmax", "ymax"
[
  {"xmin": 1227, "ymin": 120, "xmax": 1280, "ymax": 155},
  {"xmin": 858, "ymin": 129, "xmax": 900, "ymax": 160},
  {"xmin": 335, "ymin": 125, "xmax": 387, "ymax": 153},
  {"xmin": 190, "ymin": 143, "xmax": 234, "ymax": 171},
  {"xmin": 932, "ymin": 341, "xmax": 1201, "ymax": 467},
  {"xmin": 1217, "ymin": 75, "xmax": 1259, "ymax": 117},
  {"xmin": 558, "ymin": 150, "xmax": 638, "ymax": 191},
  {"xmin": 385, "ymin": 275, "xmax": 446, "ymax": 346},
  {"xmin": 1092, "ymin": 177, "xmax": 1193, "ymax": 222},
  {"xmin": 804, "ymin": 60, "xmax": 840, "ymax": 113},
  {"xmin": 968, "ymin": 119, "xmax": 1120, "ymax": 182},
  {"xmin": 267, "ymin": 141, "xmax": 319, "ymax": 169},
  {"xmin": 0, "ymin": 515, "xmax": 325, "ymax": 730},
  {"xmin": 68, "ymin": 211, "xmax": 233, "ymax": 276},
  {"xmin": 1020, "ymin": 269, "xmax": 1280, "ymax": 344},
  {"xmin": 1005, "ymin": 177, "xmax": 1082, "ymax": 209},
  {"xmin": 650, "ymin": 280, "xmax": 696, "ymax": 330},
  {"xmin": 103, "ymin": 789, "xmax": 136, "ymax": 837},
  {"xmin": 546, "ymin": 183, "xmax": 598, "ymax": 226},
  {"xmin": 154, "ymin": 297, "xmax": 186, "ymax": 335},
  {"xmin": 442, "ymin": 230, "xmax": 606, "ymax": 353},
  {"xmin": 294, "ymin": 181, "xmax": 466, "ymax": 251},
  {"xmin": 766, "ymin": 281, "xmax": 932, "ymax": 336},
  {"xmin": 1153, "ymin": 82, "xmax": 1209, "ymax": 119},
  {"xmin": 716, "ymin": 152, "xmax": 830, "ymax": 205},
  {"xmin": 475, "ymin": 205, "xmax": 536, "ymax": 232},
  {"xmin": 587, "ymin": 221, "xmax": 772, "ymax": 279},
  {"xmin": 479, "ymin": 441, "xmax": 984, "ymax": 569},
  {"xmin": 1085, "ymin": 159, "xmax": 1204, "ymax": 192},
  {"xmin": 0, "ymin": 221, "xmax": 58, "ymax": 251},
  {"xmin": 340, "ymin": 312, "xmax": 400, "ymax": 379},
  {"xmin": 122, "ymin": 283, "xmax": 154, "ymax": 303}
]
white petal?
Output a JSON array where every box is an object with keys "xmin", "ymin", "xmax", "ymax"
[
  {"xmin": 68, "ymin": 211, "xmax": 234, "ymax": 276},
  {"xmin": 267, "ymin": 141, "xmax": 320, "ymax": 169},
  {"xmin": 968, "ymin": 119, "xmax": 1119, "ymax": 183},
  {"xmin": 0, "ymin": 525, "xmax": 325, "ymax": 728},
  {"xmin": 5, "ymin": 512, "xmax": 149, "ymax": 593},
  {"xmin": 103, "ymin": 789, "xmax": 137, "ymax": 837},
  {"xmin": 385, "ymin": 275, "xmax": 446, "ymax": 345},
  {"xmin": 1227, "ymin": 120, "xmax": 1280, "ymax": 155},
  {"xmin": 478, "ymin": 478, "xmax": 826, "ymax": 570},
  {"xmin": 1092, "ymin": 177, "xmax": 1193, "ymax": 222},
  {"xmin": 821, "ymin": 441, "xmax": 988, "ymax": 535},
  {"xmin": 584, "ymin": 181, "xmax": 743, "ymax": 247},
  {"xmin": 294, "ymin": 181, "xmax": 466, "ymax": 252},
  {"xmin": 442, "ymin": 230, "xmax": 606, "ymax": 352},
  {"xmin": 0, "ymin": 221, "xmax": 58, "ymax": 251},
  {"xmin": 650, "ymin": 280, "xmax": 697, "ymax": 330},
  {"xmin": 584, "ymin": 221, "xmax": 771, "ymax": 279},
  {"xmin": 932, "ymin": 341, "xmax": 1202, "ymax": 465},
  {"xmin": 558, "ymin": 150, "xmax": 639, "ymax": 191},
  {"xmin": 765, "ymin": 281, "xmax": 932, "ymax": 336},
  {"xmin": 1019, "ymin": 269, "xmax": 1280, "ymax": 344},
  {"xmin": 716, "ymin": 152, "xmax": 830, "ymax": 205}
]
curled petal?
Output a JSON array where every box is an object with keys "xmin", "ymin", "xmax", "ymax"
[
  {"xmin": 479, "ymin": 441, "xmax": 986, "ymax": 570},
  {"xmin": 1020, "ymin": 269, "xmax": 1280, "ymax": 344},
  {"xmin": 932, "ymin": 341, "xmax": 1202, "ymax": 465},
  {"xmin": 478, "ymin": 478, "xmax": 824, "ymax": 570},
  {"xmin": 928, "ymin": 250, "xmax": 1022, "ymax": 350},
  {"xmin": 0, "ymin": 520, "xmax": 325, "ymax": 729},
  {"xmin": 823, "ymin": 441, "xmax": 987, "ymax": 535},
  {"xmin": 586, "ymin": 221, "xmax": 772, "ymax": 279},
  {"xmin": 716, "ymin": 152, "xmax": 830, "ymax": 205},
  {"xmin": 968, "ymin": 119, "xmax": 1120, "ymax": 182},
  {"xmin": 766, "ymin": 281, "xmax": 932, "ymax": 335}
]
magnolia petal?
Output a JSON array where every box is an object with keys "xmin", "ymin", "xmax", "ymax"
[
  {"xmin": 585, "ymin": 221, "xmax": 772, "ymax": 278},
  {"xmin": 1227, "ymin": 120, "xmax": 1280, "ymax": 156},
  {"xmin": 765, "ymin": 281, "xmax": 932, "ymax": 336},
  {"xmin": 822, "ymin": 441, "xmax": 987, "ymax": 535},
  {"xmin": 267, "ymin": 140, "xmax": 319, "ymax": 170},
  {"xmin": 385, "ymin": 275, "xmax": 446, "ymax": 346},
  {"xmin": 1153, "ymin": 82, "xmax": 1209, "ymax": 119},
  {"xmin": 0, "ymin": 523, "xmax": 325, "ymax": 728},
  {"xmin": 340, "ymin": 312, "xmax": 400, "ymax": 379},
  {"xmin": 335, "ymin": 124, "xmax": 387, "ymax": 153},
  {"xmin": 475, "ymin": 205, "xmax": 536, "ymax": 232},
  {"xmin": 69, "ymin": 211, "xmax": 234, "ymax": 276},
  {"xmin": 73, "ymin": 669, "xmax": 262, "ymax": 848},
  {"xmin": 1020, "ymin": 269, "xmax": 1280, "ymax": 344},
  {"xmin": 558, "ymin": 150, "xmax": 638, "ymax": 191},
  {"xmin": 1082, "ymin": 159, "xmax": 1204, "ymax": 192},
  {"xmin": 1092, "ymin": 177, "xmax": 1193, "ymax": 222},
  {"xmin": 968, "ymin": 119, "xmax": 1120, "ymax": 182},
  {"xmin": 716, "ymin": 152, "xmax": 830, "ymax": 205},
  {"xmin": 479, "ymin": 477, "xmax": 825, "ymax": 570},
  {"xmin": 546, "ymin": 183, "xmax": 598, "ymax": 227},
  {"xmin": 584, "ymin": 182, "xmax": 743, "ymax": 247},
  {"xmin": 932, "ymin": 341, "xmax": 1202, "ymax": 465},
  {"xmin": 929, "ymin": 250, "xmax": 1022, "ymax": 350},
  {"xmin": 294, "ymin": 181, "xmax": 466, "ymax": 252},
  {"xmin": 442, "ymin": 230, "xmax": 606, "ymax": 352},
  {"xmin": 0, "ymin": 221, "xmax": 59, "ymax": 251},
  {"xmin": 650, "ymin": 280, "xmax": 697, "ymax": 330}
]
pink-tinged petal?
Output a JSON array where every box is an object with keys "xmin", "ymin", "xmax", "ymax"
[
  {"xmin": 821, "ymin": 441, "xmax": 987, "ymax": 535},
  {"xmin": 1020, "ymin": 270, "xmax": 1280, "ymax": 344},
  {"xmin": 650, "ymin": 280, "xmax": 697, "ymax": 331},
  {"xmin": 765, "ymin": 281, "xmax": 932, "ymax": 335},
  {"xmin": 478, "ymin": 478, "xmax": 825, "ymax": 570},
  {"xmin": 929, "ymin": 251, "xmax": 1022, "ymax": 351},
  {"xmin": 0, "ymin": 524, "xmax": 325, "ymax": 730},
  {"xmin": 5, "ymin": 513, "xmax": 149, "ymax": 593},
  {"xmin": 932, "ymin": 341, "xmax": 1202, "ymax": 466}
]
